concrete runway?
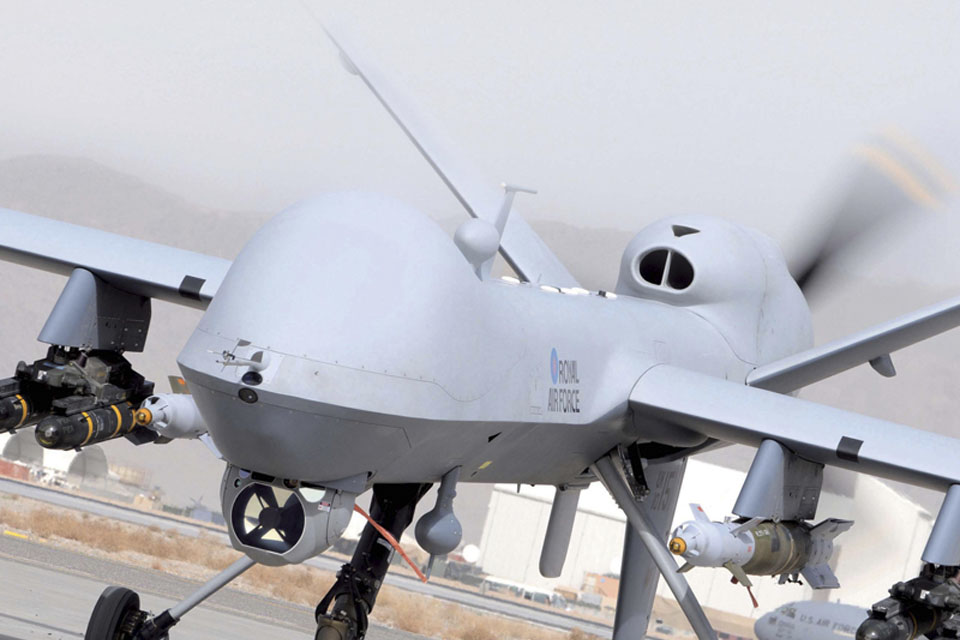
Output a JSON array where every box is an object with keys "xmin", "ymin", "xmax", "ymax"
[
  {"xmin": 0, "ymin": 478, "xmax": 614, "ymax": 638},
  {"xmin": 0, "ymin": 533, "xmax": 424, "ymax": 640}
]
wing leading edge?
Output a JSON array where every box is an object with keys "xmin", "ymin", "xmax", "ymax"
[
  {"xmin": 632, "ymin": 364, "xmax": 960, "ymax": 492},
  {"xmin": 747, "ymin": 293, "xmax": 960, "ymax": 393},
  {"xmin": 0, "ymin": 208, "xmax": 230, "ymax": 309}
]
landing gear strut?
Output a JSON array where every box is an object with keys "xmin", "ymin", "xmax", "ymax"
[
  {"xmin": 315, "ymin": 483, "xmax": 430, "ymax": 640},
  {"xmin": 84, "ymin": 556, "xmax": 255, "ymax": 639}
]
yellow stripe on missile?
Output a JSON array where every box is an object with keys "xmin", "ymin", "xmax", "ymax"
[
  {"xmin": 854, "ymin": 144, "xmax": 941, "ymax": 209},
  {"xmin": 14, "ymin": 394, "xmax": 27, "ymax": 428},
  {"xmin": 110, "ymin": 404, "xmax": 124, "ymax": 437},
  {"xmin": 80, "ymin": 412, "xmax": 94, "ymax": 446},
  {"xmin": 478, "ymin": 460, "xmax": 493, "ymax": 470},
  {"xmin": 3, "ymin": 530, "xmax": 27, "ymax": 540}
]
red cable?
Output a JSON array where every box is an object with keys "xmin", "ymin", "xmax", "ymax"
[{"xmin": 353, "ymin": 504, "xmax": 428, "ymax": 583}]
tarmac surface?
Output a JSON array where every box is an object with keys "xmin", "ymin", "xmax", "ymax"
[
  {"xmin": 0, "ymin": 533, "xmax": 424, "ymax": 640},
  {"xmin": 0, "ymin": 478, "xmax": 614, "ymax": 638}
]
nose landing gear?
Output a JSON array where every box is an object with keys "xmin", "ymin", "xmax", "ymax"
[
  {"xmin": 314, "ymin": 483, "xmax": 431, "ymax": 640},
  {"xmin": 85, "ymin": 587, "xmax": 148, "ymax": 639},
  {"xmin": 83, "ymin": 556, "xmax": 255, "ymax": 639}
]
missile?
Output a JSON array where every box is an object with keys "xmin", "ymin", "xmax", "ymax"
[
  {"xmin": 34, "ymin": 402, "xmax": 136, "ymax": 449},
  {"xmin": 0, "ymin": 394, "xmax": 35, "ymax": 432},
  {"xmin": 0, "ymin": 388, "xmax": 52, "ymax": 432},
  {"xmin": 856, "ymin": 611, "xmax": 938, "ymax": 640},
  {"xmin": 668, "ymin": 504, "xmax": 852, "ymax": 599}
]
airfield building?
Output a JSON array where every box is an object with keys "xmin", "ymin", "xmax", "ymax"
[{"xmin": 476, "ymin": 457, "xmax": 933, "ymax": 620}]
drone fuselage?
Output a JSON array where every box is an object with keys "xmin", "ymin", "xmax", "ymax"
[{"xmin": 177, "ymin": 192, "xmax": 811, "ymax": 486}]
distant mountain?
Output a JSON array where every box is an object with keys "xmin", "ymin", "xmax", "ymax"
[{"xmin": 0, "ymin": 155, "xmax": 268, "ymax": 258}]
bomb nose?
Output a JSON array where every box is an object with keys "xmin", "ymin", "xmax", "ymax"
[{"xmin": 669, "ymin": 536, "xmax": 688, "ymax": 555}]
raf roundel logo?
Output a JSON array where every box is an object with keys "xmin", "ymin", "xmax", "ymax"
[{"xmin": 550, "ymin": 348, "xmax": 559, "ymax": 385}]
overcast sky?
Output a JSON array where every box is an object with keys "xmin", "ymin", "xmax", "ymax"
[{"xmin": 1, "ymin": 1, "xmax": 958, "ymax": 242}]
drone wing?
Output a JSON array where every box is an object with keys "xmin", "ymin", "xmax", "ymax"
[
  {"xmin": 0, "ymin": 207, "xmax": 230, "ymax": 309},
  {"xmin": 747, "ymin": 293, "xmax": 960, "ymax": 393},
  {"xmin": 323, "ymin": 23, "xmax": 580, "ymax": 288},
  {"xmin": 631, "ymin": 364, "xmax": 960, "ymax": 491}
]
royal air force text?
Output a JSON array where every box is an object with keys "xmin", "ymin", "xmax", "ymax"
[{"xmin": 548, "ymin": 359, "xmax": 580, "ymax": 414}]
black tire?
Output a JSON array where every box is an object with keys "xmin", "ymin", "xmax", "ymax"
[
  {"xmin": 85, "ymin": 586, "xmax": 141, "ymax": 640},
  {"xmin": 315, "ymin": 615, "xmax": 357, "ymax": 640}
]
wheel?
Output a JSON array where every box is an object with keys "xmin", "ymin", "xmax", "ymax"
[
  {"xmin": 85, "ymin": 586, "xmax": 144, "ymax": 640},
  {"xmin": 315, "ymin": 616, "xmax": 355, "ymax": 640}
]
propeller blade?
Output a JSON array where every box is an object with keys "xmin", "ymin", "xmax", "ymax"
[{"xmin": 792, "ymin": 129, "xmax": 957, "ymax": 295}]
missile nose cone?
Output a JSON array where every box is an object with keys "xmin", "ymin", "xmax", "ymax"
[
  {"xmin": 35, "ymin": 421, "xmax": 63, "ymax": 448},
  {"xmin": 669, "ymin": 536, "xmax": 687, "ymax": 555},
  {"xmin": 856, "ymin": 620, "xmax": 900, "ymax": 640}
]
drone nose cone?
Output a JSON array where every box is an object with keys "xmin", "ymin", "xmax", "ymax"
[{"xmin": 669, "ymin": 536, "xmax": 687, "ymax": 555}]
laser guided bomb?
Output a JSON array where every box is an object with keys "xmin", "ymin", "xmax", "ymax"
[{"xmin": 669, "ymin": 504, "xmax": 852, "ymax": 602}]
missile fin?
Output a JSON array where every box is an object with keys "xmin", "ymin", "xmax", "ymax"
[
  {"xmin": 801, "ymin": 563, "xmax": 840, "ymax": 589},
  {"xmin": 730, "ymin": 517, "xmax": 764, "ymax": 537},
  {"xmin": 690, "ymin": 504, "xmax": 710, "ymax": 523},
  {"xmin": 678, "ymin": 562, "xmax": 694, "ymax": 573},
  {"xmin": 810, "ymin": 518, "xmax": 854, "ymax": 541},
  {"xmin": 723, "ymin": 561, "xmax": 753, "ymax": 588}
]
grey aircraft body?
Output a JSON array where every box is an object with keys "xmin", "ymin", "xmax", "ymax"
[
  {"xmin": 755, "ymin": 601, "xmax": 867, "ymax": 640},
  {"xmin": 2, "ymin": 19, "xmax": 960, "ymax": 640}
]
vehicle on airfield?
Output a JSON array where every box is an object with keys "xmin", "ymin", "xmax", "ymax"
[{"xmin": 1, "ymin": 18, "xmax": 960, "ymax": 640}]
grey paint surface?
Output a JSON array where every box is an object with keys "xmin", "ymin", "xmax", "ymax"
[
  {"xmin": 633, "ymin": 365, "xmax": 960, "ymax": 492},
  {"xmin": 747, "ymin": 292, "xmax": 960, "ymax": 393},
  {"xmin": 0, "ymin": 206, "xmax": 229, "ymax": 308},
  {"xmin": 755, "ymin": 600, "xmax": 867, "ymax": 640}
]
